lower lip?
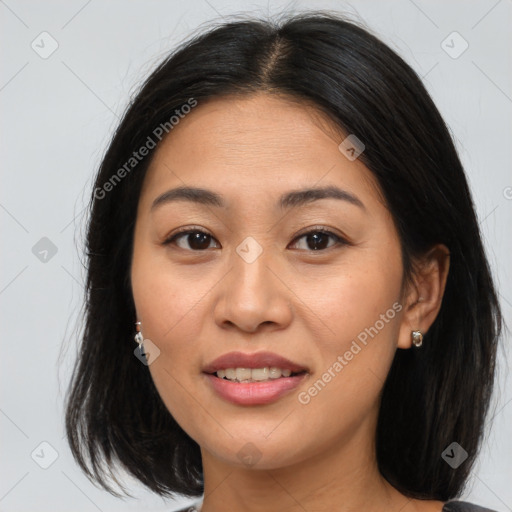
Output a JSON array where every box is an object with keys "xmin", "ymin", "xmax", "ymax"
[{"xmin": 204, "ymin": 373, "xmax": 307, "ymax": 406}]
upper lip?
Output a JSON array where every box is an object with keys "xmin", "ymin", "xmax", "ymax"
[{"xmin": 203, "ymin": 351, "xmax": 308, "ymax": 374}]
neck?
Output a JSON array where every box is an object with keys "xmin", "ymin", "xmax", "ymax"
[{"xmin": 198, "ymin": 412, "xmax": 418, "ymax": 512}]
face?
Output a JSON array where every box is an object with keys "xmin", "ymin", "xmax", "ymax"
[{"xmin": 131, "ymin": 93, "xmax": 407, "ymax": 471}]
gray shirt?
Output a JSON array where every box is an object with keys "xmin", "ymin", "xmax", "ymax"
[{"xmin": 443, "ymin": 501, "xmax": 499, "ymax": 512}]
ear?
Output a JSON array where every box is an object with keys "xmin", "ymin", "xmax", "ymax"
[{"xmin": 397, "ymin": 244, "xmax": 450, "ymax": 349}]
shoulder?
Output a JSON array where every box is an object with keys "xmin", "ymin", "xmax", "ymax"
[{"xmin": 443, "ymin": 500, "xmax": 499, "ymax": 512}]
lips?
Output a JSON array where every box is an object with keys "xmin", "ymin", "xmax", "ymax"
[
  {"xmin": 202, "ymin": 351, "xmax": 309, "ymax": 374},
  {"xmin": 204, "ymin": 372, "xmax": 308, "ymax": 405}
]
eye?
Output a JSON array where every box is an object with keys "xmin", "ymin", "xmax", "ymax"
[
  {"xmin": 163, "ymin": 227, "xmax": 348, "ymax": 252},
  {"xmin": 289, "ymin": 229, "xmax": 347, "ymax": 251},
  {"xmin": 164, "ymin": 228, "xmax": 219, "ymax": 251}
]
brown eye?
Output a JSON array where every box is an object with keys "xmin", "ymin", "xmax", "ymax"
[
  {"xmin": 165, "ymin": 230, "xmax": 219, "ymax": 251},
  {"xmin": 290, "ymin": 230, "xmax": 346, "ymax": 251}
]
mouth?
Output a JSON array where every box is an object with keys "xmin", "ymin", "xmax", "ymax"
[
  {"xmin": 201, "ymin": 351, "xmax": 309, "ymax": 405},
  {"xmin": 202, "ymin": 350, "xmax": 309, "ymax": 376},
  {"xmin": 205, "ymin": 367, "xmax": 308, "ymax": 383}
]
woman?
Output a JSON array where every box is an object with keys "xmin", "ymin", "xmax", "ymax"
[{"xmin": 65, "ymin": 12, "xmax": 503, "ymax": 512}]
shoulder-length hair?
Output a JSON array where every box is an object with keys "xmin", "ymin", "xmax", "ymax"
[{"xmin": 65, "ymin": 11, "xmax": 502, "ymax": 500}]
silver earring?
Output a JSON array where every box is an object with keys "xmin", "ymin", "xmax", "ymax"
[
  {"xmin": 411, "ymin": 330, "xmax": 423, "ymax": 347},
  {"xmin": 134, "ymin": 321, "xmax": 143, "ymax": 348}
]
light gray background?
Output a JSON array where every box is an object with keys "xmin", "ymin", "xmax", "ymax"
[{"xmin": 1, "ymin": 1, "xmax": 511, "ymax": 511}]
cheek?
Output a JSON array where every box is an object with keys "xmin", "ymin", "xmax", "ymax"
[
  {"xmin": 288, "ymin": 266, "xmax": 403, "ymax": 448},
  {"xmin": 130, "ymin": 244, "xmax": 223, "ymax": 419},
  {"xmin": 132, "ymin": 248, "xmax": 206, "ymax": 417},
  {"xmin": 131, "ymin": 270, "xmax": 208, "ymax": 429},
  {"xmin": 132, "ymin": 261, "xmax": 210, "ymax": 356},
  {"xmin": 131, "ymin": 232, "xmax": 210, "ymax": 333},
  {"xmin": 294, "ymin": 247, "xmax": 404, "ymax": 408},
  {"xmin": 295, "ymin": 251, "xmax": 403, "ymax": 350}
]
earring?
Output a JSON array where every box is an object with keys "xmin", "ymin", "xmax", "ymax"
[
  {"xmin": 411, "ymin": 330, "xmax": 423, "ymax": 347},
  {"xmin": 134, "ymin": 321, "xmax": 144, "ymax": 348}
]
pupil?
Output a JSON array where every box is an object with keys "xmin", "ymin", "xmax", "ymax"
[
  {"xmin": 189, "ymin": 233, "xmax": 210, "ymax": 250},
  {"xmin": 307, "ymin": 232, "xmax": 328, "ymax": 250}
]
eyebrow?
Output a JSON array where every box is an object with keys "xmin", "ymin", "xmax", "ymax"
[{"xmin": 150, "ymin": 185, "xmax": 365, "ymax": 211}]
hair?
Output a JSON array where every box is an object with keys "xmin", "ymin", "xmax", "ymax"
[{"xmin": 65, "ymin": 11, "xmax": 502, "ymax": 501}]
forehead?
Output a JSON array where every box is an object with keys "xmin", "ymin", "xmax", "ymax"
[{"xmin": 140, "ymin": 93, "xmax": 381, "ymax": 209}]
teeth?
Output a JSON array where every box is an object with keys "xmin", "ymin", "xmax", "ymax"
[
  {"xmin": 236, "ymin": 368, "xmax": 252, "ymax": 381},
  {"xmin": 215, "ymin": 367, "xmax": 300, "ymax": 382},
  {"xmin": 252, "ymin": 368, "xmax": 269, "ymax": 381},
  {"xmin": 269, "ymin": 367, "xmax": 281, "ymax": 379}
]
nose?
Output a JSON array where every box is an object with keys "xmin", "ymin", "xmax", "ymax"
[{"xmin": 213, "ymin": 243, "xmax": 293, "ymax": 334}]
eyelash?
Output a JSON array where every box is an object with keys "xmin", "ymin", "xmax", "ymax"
[{"xmin": 163, "ymin": 226, "xmax": 349, "ymax": 252}]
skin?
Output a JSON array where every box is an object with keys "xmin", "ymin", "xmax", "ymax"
[{"xmin": 130, "ymin": 93, "xmax": 450, "ymax": 512}]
